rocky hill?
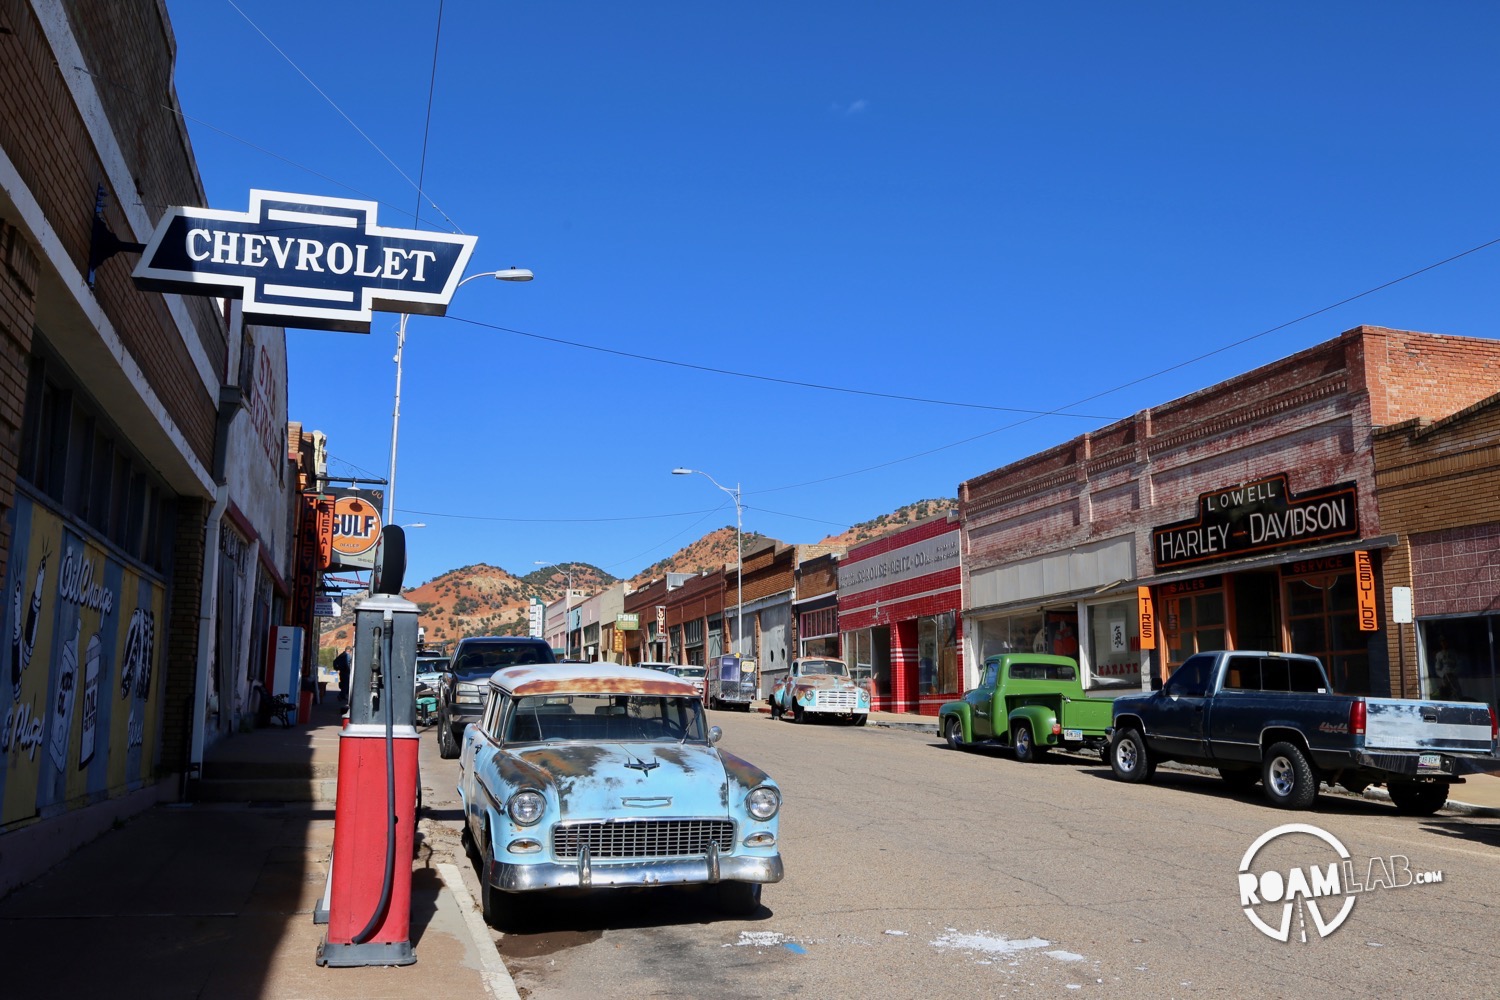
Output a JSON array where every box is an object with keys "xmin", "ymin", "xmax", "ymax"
[{"xmin": 319, "ymin": 503, "xmax": 954, "ymax": 651}]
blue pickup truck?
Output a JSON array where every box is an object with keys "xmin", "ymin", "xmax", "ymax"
[{"xmin": 1107, "ymin": 650, "xmax": 1497, "ymax": 814}]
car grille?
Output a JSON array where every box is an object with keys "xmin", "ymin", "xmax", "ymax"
[
  {"xmin": 816, "ymin": 690, "xmax": 860, "ymax": 710},
  {"xmin": 553, "ymin": 819, "xmax": 735, "ymax": 859}
]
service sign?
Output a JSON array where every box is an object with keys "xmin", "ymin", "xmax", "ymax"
[{"xmin": 132, "ymin": 190, "xmax": 477, "ymax": 332}]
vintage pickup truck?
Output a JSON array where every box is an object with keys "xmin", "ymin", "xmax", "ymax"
[
  {"xmin": 1107, "ymin": 650, "xmax": 1499, "ymax": 814},
  {"xmin": 770, "ymin": 657, "xmax": 870, "ymax": 725},
  {"xmin": 937, "ymin": 653, "xmax": 1114, "ymax": 761}
]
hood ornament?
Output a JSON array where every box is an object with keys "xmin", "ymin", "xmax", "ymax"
[{"xmin": 624, "ymin": 757, "xmax": 660, "ymax": 774}]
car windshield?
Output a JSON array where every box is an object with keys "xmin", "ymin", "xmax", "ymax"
[
  {"xmin": 801, "ymin": 660, "xmax": 847, "ymax": 676},
  {"xmin": 452, "ymin": 642, "xmax": 553, "ymax": 678},
  {"xmin": 505, "ymin": 693, "xmax": 706, "ymax": 744}
]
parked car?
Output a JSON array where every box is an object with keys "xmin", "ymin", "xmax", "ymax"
[
  {"xmin": 457, "ymin": 662, "xmax": 783, "ymax": 928},
  {"xmin": 770, "ymin": 657, "xmax": 870, "ymax": 725},
  {"xmin": 1107, "ymin": 650, "xmax": 1499, "ymax": 813},
  {"xmin": 937, "ymin": 653, "xmax": 1112, "ymax": 760},
  {"xmin": 436, "ymin": 636, "xmax": 556, "ymax": 759}
]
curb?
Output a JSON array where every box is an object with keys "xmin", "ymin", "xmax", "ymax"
[{"xmin": 437, "ymin": 862, "xmax": 522, "ymax": 1000}]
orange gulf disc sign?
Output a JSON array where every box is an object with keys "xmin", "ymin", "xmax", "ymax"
[{"xmin": 331, "ymin": 495, "xmax": 383, "ymax": 559}]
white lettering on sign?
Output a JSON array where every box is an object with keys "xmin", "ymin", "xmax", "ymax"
[
  {"xmin": 186, "ymin": 228, "xmax": 438, "ymax": 282},
  {"xmin": 58, "ymin": 547, "xmax": 115, "ymax": 615},
  {"xmin": 839, "ymin": 530, "xmax": 961, "ymax": 598}
]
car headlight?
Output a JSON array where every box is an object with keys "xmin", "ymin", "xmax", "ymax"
[
  {"xmin": 746, "ymin": 785, "xmax": 780, "ymax": 821},
  {"xmin": 507, "ymin": 790, "xmax": 546, "ymax": 826}
]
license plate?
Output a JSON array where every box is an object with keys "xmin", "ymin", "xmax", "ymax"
[
  {"xmin": 1418, "ymin": 753, "xmax": 1446, "ymax": 772},
  {"xmin": 1063, "ymin": 729, "xmax": 1083, "ymax": 742}
]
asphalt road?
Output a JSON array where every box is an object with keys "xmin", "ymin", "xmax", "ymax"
[{"xmin": 417, "ymin": 709, "xmax": 1500, "ymax": 999}]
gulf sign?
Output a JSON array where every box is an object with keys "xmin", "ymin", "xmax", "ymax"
[
  {"xmin": 329, "ymin": 490, "xmax": 384, "ymax": 570},
  {"xmin": 132, "ymin": 190, "xmax": 476, "ymax": 332}
]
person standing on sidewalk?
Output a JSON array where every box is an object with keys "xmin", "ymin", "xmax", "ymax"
[{"xmin": 334, "ymin": 646, "xmax": 351, "ymax": 703}]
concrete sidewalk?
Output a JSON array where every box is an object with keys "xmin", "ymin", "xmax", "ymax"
[{"xmin": 0, "ymin": 692, "xmax": 517, "ymax": 1000}]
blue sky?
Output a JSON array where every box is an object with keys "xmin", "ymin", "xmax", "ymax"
[{"xmin": 163, "ymin": 2, "xmax": 1500, "ymax": 588}]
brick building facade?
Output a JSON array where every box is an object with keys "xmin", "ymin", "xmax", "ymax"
[
  {"xmin": 1, "ymin": 3, "xmax": 298, "ymax": 893},
  {"xmin": 838, "ymin": 513, "xmax": 962, "ymax": 714},
  {"xmin": 960, "ymin": 326, "xmax": 1500, "ymax": 698},
  {"xmin": 1373, "ymin": 392, "xmax": 1500, "ymax": 712}
]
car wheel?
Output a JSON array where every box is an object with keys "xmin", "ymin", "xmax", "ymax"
[
  {"xmin": 1218, "ymin": 767, "xmax": 1260, "ymax": 791},
  {"xmin": 479, "ymin": 829, "xmax": 507, "ymax": 929},
  {"xmin": 943, "ymin": 716, "xmax": 965, "ymax": 750},
  {"xmin": 1013, "ymin": 723, "xmax": 1041, "ymax": 763},
  {"xmin": 438, "ymin": 715, "xmax": 460, "ymax": 760},
  {"xmin": 715, "ymin": 881, "xmax": 762, "ymax": 917},
  {"xmin": 792, "ymin": 703, "xmax": 805, "ymax": 724},
  {"xmin": 1262, "ymin": 741, "xmax": 1319, "ymax": 809},
  {"xmin": 1388, "ymin": 779, "xmax": 1449, "ymax": 816},
  {"xmin": 854, "ymin": 713, "xmax": 868, "ymax": 727},
  {"xmin": 1109, "ymin": 727, "xmax": 1154, "ymax": 783}
]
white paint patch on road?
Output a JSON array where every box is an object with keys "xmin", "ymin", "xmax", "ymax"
[
  {"xmin": 1046, "ymin": 950, "xmax": 1086, "ymax": 962},
  {"xmin": 733, "ymin": 931, "xmax": 797, "ymax": 948},
  {"xmin": 883, "ymin": 929, "xmax": 908, "ymax": 936},
  {"xmin": 930, "ymin": 930, "xmax": 1050, "ymax": 956}
]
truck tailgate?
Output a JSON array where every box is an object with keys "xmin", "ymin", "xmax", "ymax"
[{"xmin": 1364, "ymin": 699, "xmax": 1494, "ymax": 754}]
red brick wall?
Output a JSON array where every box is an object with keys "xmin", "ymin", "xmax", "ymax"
[
  {"xmin": 0, "ymin": 1, "xmax": 222, "ymax": 473},
  {"xmin": 1373, "ymin": 393, "xmax": 1500, "ymax": 694},
  {"xmin": 961, "ymin": 327, "xmax": 1500, "ymax": 588},
  {"xmin": 0, "ymin": 221, "xmax": 39, "ymax": 587}
]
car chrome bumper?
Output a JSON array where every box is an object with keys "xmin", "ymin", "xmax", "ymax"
[{"xmin": 491, "ymin": 850, "xmax": 783, "ymax": 892}]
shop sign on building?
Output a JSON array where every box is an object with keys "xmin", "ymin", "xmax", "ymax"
[
  {"xmin": 133, "ymin": 190, "xmax": 477, "ymax": 332},
  {"xmin": 1152, "ymin": 473, "xmax": 1359, "ymax": 570},
  {"xmin": 839, "ymin": 529, "xmax": 961, "ymax": 597},
  {"xmin": 616, "ymin": 613, "xmax": 640, "ymax": 630}
]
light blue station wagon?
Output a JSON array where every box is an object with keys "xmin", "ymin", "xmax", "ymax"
[{"xmin": 458, "ymin": 662, "xmax": 784, "ymax": 927}]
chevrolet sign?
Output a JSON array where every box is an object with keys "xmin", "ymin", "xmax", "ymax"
[{"xmin": 132, "ymin": 190, "xmax": 476, "ymax": 332}]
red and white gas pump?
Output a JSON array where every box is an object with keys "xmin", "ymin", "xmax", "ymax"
[{"xmin": 318, "ymin": 528, "xmax": 421, "ymax": 968}]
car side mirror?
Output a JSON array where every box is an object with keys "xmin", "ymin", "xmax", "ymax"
[{"xmin": 708, "ymin": 725, "xmax": 723, "ymax": 745}]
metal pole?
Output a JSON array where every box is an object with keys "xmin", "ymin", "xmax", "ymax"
[
  {"xmin": 735, "ymin": 483, "xmax": 743, "ymax": 659},
  {"xmin": 386, "ymin": 312, "xmax": 410, "ymax": 525}
]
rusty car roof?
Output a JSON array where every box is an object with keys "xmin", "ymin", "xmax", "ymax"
[{"xmin": 488, "ymin": 662, "xmax": 702, "ymax": 697}]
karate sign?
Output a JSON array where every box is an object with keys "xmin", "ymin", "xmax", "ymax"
[{"xmin": 132, "ymin": 190, "xmax": 476, "ymax": 332}]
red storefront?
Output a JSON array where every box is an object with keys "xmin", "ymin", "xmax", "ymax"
[{"xmin": 838, "ymin": 514, "xmax": 962, "ymax": 715}]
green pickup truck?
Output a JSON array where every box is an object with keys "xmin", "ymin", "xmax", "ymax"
[{"xmin": 937, "ymin": 654, "xmax": 1115, "ymax": 761}]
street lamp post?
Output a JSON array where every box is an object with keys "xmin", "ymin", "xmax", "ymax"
[
  {"xmin": 672, "ymin": 468, "xmax": 743, "ymax": 659},
  {"xmin": 535, "ymin": 561, "xmax": 573, "ymax": 659},
  {"xmin": 386, "ymin": 267, "xmax": 533, "ymax": 524}
]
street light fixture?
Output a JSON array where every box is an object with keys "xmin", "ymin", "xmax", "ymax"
[
  {"xmin": 672, "ymin": 468, "xmax": 743, "ymax": 660},
  {"xmin": 535, "ymin": 560, "xmax": 573, "ymax": 659},
  {"xmin": 386, "ymin": 267, "xmax": 534, "ymax": 523}
]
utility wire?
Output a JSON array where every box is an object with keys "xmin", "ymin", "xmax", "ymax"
[
  {"xmin": 224, "ymin": 0, "xmax": 466, "ymax": 235},
  {"xmin": 445, "ymin": 315, "xmax": 1119, "ymax": 418}
]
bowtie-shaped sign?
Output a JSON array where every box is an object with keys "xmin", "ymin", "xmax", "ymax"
[{"xmin": 132, "ymin": 190, "xmax": 477, "ymax": 332}]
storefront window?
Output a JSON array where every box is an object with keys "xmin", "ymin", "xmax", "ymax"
[
  {"xmin": 917, "ymin": 612, "xmax": 959, "ymax": 695},
  {"xmin": 1086, "ymin": 598, "xmax": 1142, "ymax": 689},
  {"xmin": 1162, "ymin": 580, "xmax": 1226, "ymax": 671},
  {"xmin": 1419, "ymin": 617, "xmax": 1496, "ymax": 711},
  {"xmin": 1284, "ymin": 572, "xmax": 1368, "ymax": 693},
  {"xmin": 976, "ymin": 613, "xmax": 1045, "ymax": 660},
  {"xmin": 844, "ymin": 629, "xmax": 873, "ymax": 691}
]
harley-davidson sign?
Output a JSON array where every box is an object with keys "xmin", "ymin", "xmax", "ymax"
[
  {"xmin": 132, "ymin": 190, "xmax": 476, "ymax": 332},
  {"xmin": 1152, "ymin": 474, "xmax": 1359, "ymax": 570}
]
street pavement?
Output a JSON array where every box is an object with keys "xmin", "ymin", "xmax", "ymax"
[{"xmin": 0, "ymin": 692, "xmax": 1495, "ymax": 999}]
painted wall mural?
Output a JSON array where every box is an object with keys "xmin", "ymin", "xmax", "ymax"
[{"xmin": 0, "ymin": 496, "xmax": 167, "ymax": 829}]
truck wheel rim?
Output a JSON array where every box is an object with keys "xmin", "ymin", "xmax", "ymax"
[
  {"xmin": 1016, "ymin": 729, "xmax": 1030, "ymax": 753},
  {"xmin": 1269, "ymin": 758, "xmax": 1293, "ymax": 795},
  {"xmin": 1117, "ymin": 740, "xmax": 1136, "ymax": 770}
]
